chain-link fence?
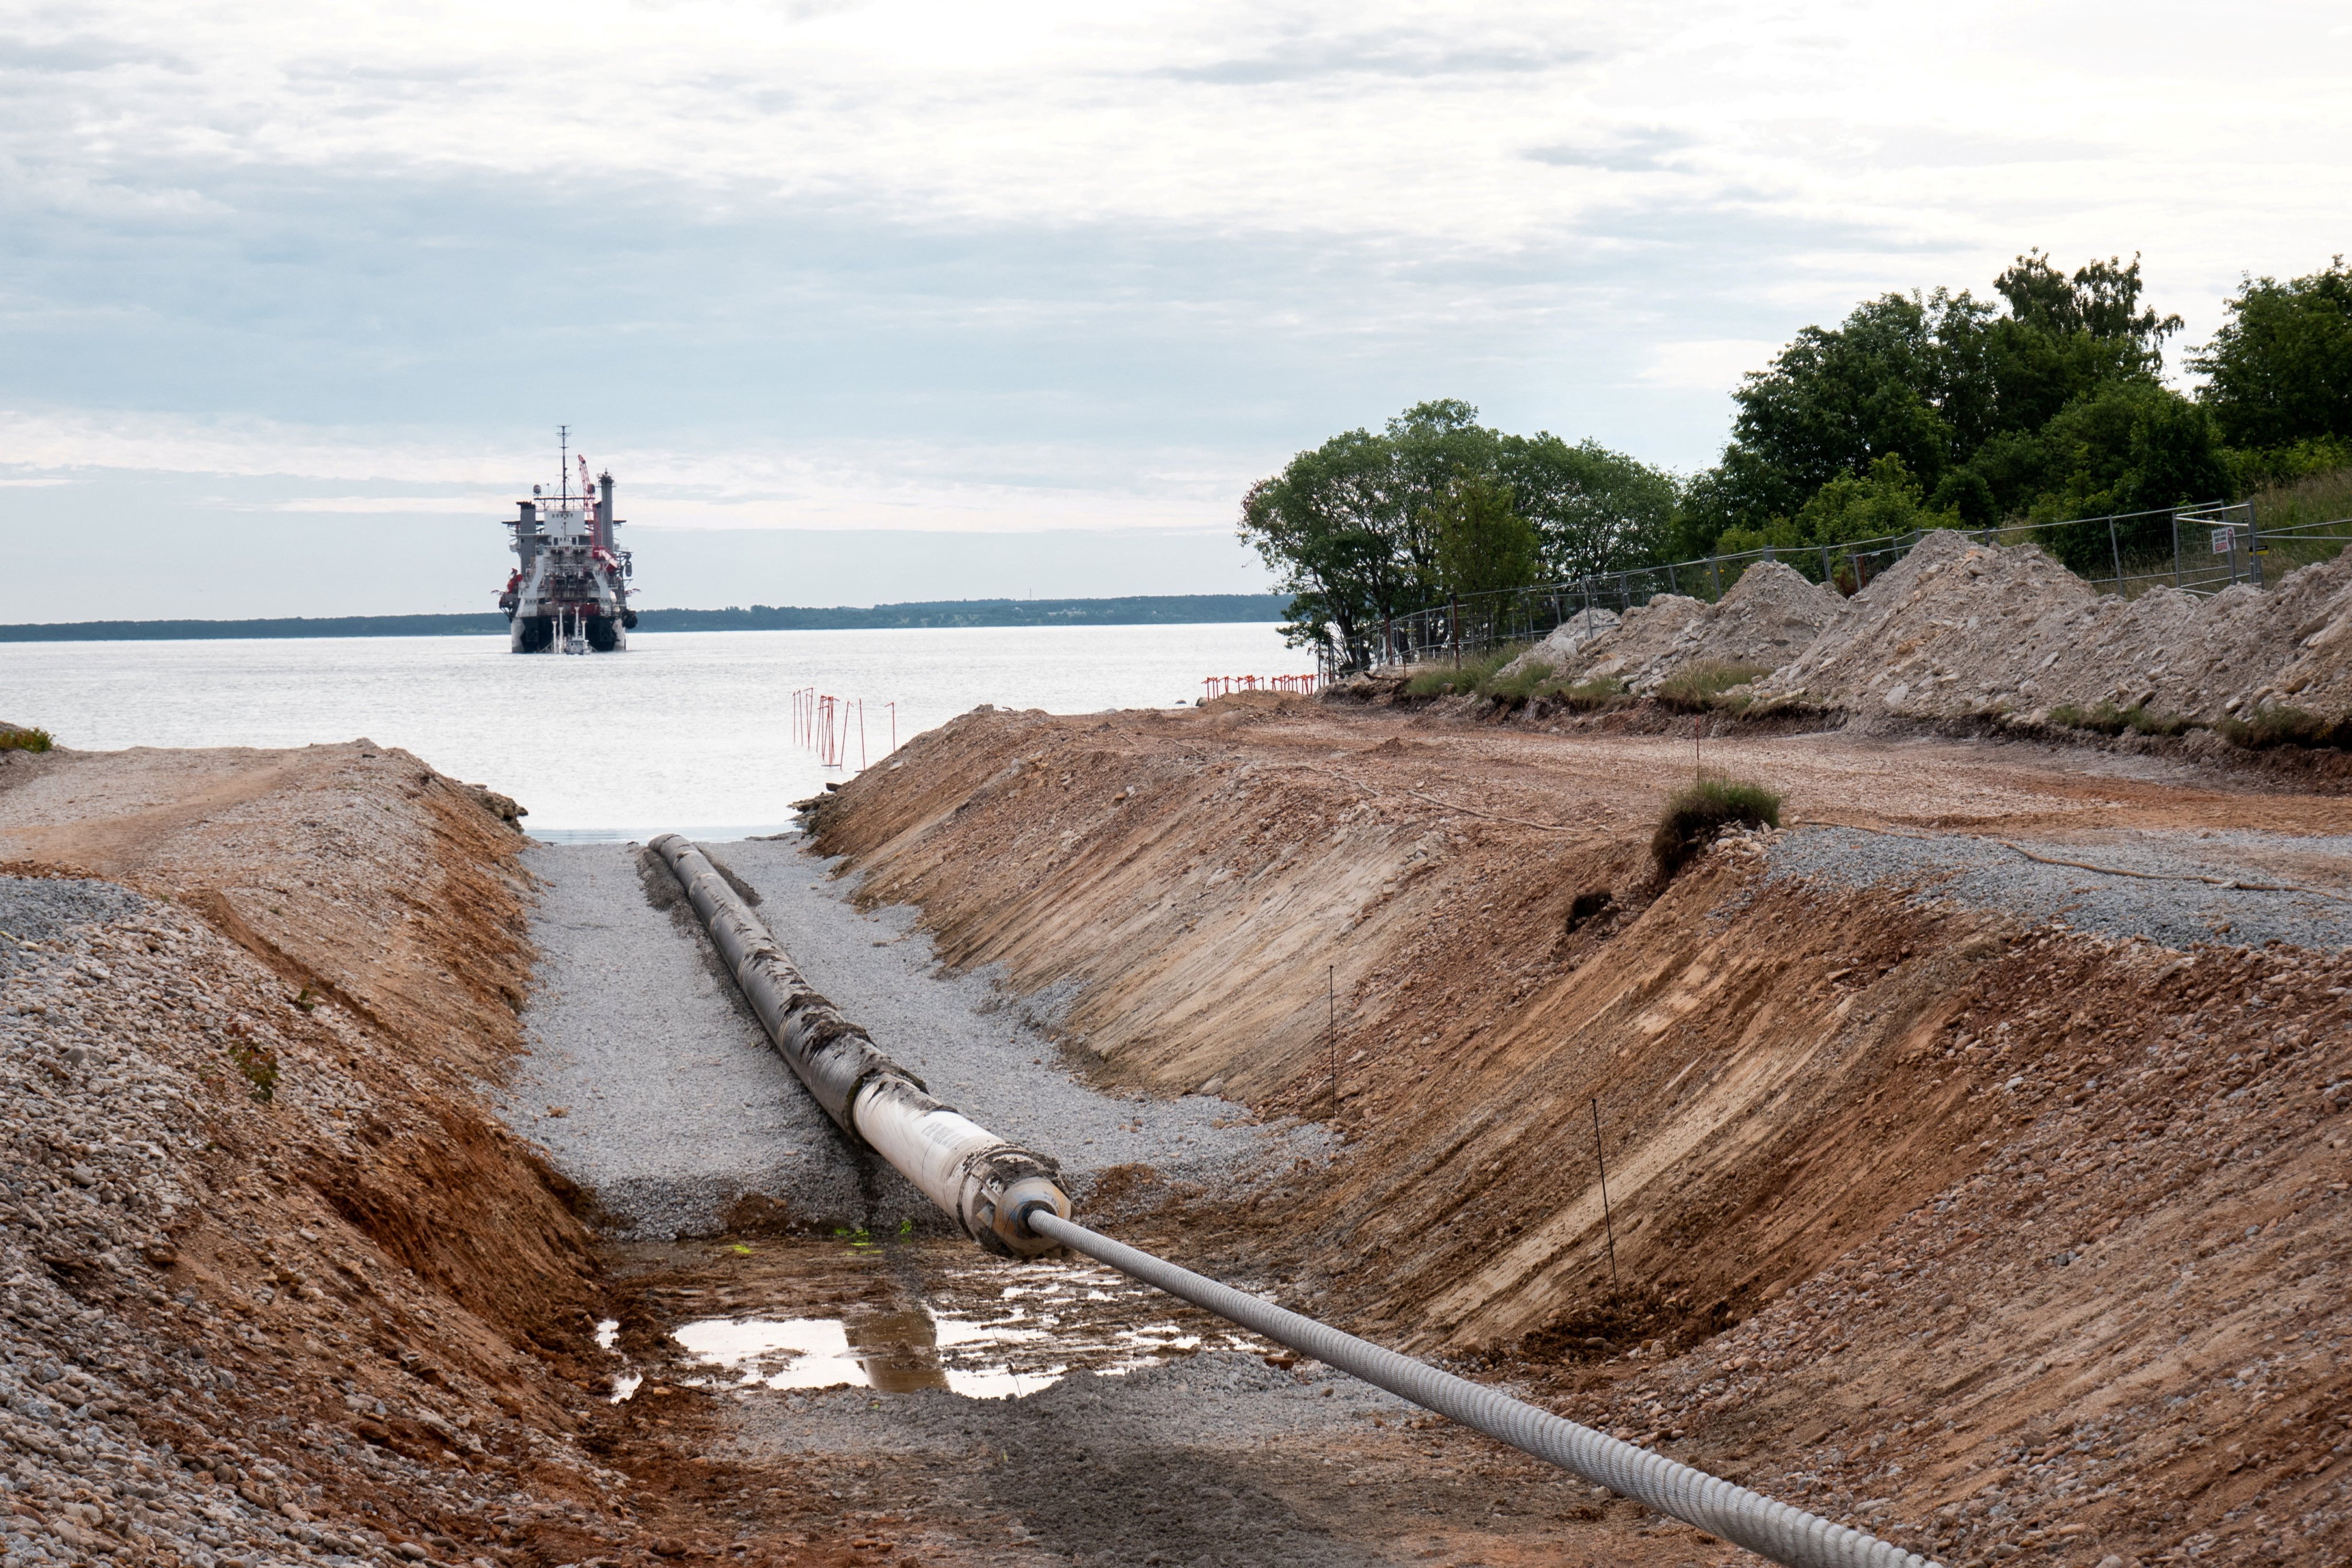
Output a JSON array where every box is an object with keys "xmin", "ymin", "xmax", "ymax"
[{"xmin": 1321, "ymin": 503, "xmax": 2352, "ymax": 680}]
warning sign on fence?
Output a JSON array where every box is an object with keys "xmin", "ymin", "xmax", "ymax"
[{"xmin": 2211, "ymin": 527, "xmax": 2238, "ymax": 554}]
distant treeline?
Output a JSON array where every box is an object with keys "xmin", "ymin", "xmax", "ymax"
[{"xmin": 0, "ymin": 594, "xmax": 1290, "ymax": 643}]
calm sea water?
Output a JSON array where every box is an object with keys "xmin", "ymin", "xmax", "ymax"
[{"xmin": 1, "ymin": 624, "xmax": 1310, "ymax": 835}]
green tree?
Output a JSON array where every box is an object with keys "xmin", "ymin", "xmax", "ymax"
[
  {"xmin": 1684, "ymin": 251, "xmax": 2186, "ymax": 547},
  {"xmin": 1429, "ymin": 475, "xmax": 1540, "ymax": 600},
  {"xmin": 1496, "ymin": 432, "xmax": 1678, "ymax": 579},
  {"xmin": 1714, "ymin": 454, "xmax": 1959, "ymax": 562},
  {"xmin": 1381, "ymin": 399, "xmax": 1501, "ymax": 597},
  {"xmin": 2189, "ymin": 258, "xmax": 2352, "ymax": 450},
  {"xmin": 1237, "ymin": 428, "xmax": 1405, "ymax": 663}
]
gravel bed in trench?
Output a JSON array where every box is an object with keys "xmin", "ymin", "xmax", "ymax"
[
  {"xmin": 721, "ymin": 1354, "xmax": 1438, "ymax": 1567},
  {"xmin": 511, "ymin": 837, "xmax": 1326, "ymax": 1239},
  {"xmin": 1764, "ymin": 825, "xmax": 2352, "ymax": 951}
]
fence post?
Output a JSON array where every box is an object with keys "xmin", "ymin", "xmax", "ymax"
[
  {"xmin": 2107, "ymin": 515, "xmax": 2123, "ymax": 595},
  {"xmin": 1709, "ymin": 555, "xmax": 1721, "ymax": 597},
  {"xmin": 1666, "ymin": 561, "xmax": 1678, "ymax": 595},
  {"xmin": 1450, "ymin": 596, "xmax": 1459, "ymax": 669},
  {"xmin": 2171, "ymin": 509, "xmax": 2181, "ymax": 589},
  {"xmin": 1818, "ymin": 542, "xmax": 1831, "ymax": 584},
  {"xmin": 2247, "ymin": 501, "xmax": 2266, "ymax": 589}
]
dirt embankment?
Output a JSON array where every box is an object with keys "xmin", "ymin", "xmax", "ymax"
[
  {"xmin": 0, "ymin": 744, "xmax": 877, "ymax": 1568},
  {"xmin": 808, "ymin": 697, "xmax": 2352, "ymax": 1566}
]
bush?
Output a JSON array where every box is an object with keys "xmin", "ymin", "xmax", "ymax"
[
  {"xmin": 1405, "ymin": 644, "xmax": 1526, "ymax": 698},
  {"xmin": 0, "ymin": 725, "xmax": 53, "ymax": 754},
  {"xmin": 1654, "ymin": 660, "xmax": 1771, "ymax": 713},
  {"xmin": 2218, "ymin": 704, "xmax": 2352, "ymax": 751},
  {"xmin": 2048, "ymin": 701, "xmax": 2192, "ymax": 737},
  {"xmin": 1651, "ymin": 775, "xmax": 1783, "ymax": 878}
]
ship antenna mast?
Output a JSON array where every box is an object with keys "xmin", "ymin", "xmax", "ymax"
[{"xmin": 557, "ymin": 424, "xmax": 570, "ymax": 504}]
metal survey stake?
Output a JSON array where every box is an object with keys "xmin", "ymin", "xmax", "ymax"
[{"xmin": 1593, "ymin": 1096, "xmax": 1619, "ymax": 1291}]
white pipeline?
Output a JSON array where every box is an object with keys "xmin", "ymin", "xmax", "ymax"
[{"xmin": 648, "ymin": 834, "xmax": 1068, "ymax": 1254}]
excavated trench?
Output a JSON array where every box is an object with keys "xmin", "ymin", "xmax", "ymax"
[{"xmin": 8, "ymin": 700, "xmax": 2352, "ymax": 1568}]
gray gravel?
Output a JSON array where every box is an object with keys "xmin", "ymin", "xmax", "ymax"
[
  {"xmin": 725, "ymin": 1353, "xmax": 1430, "ymax": 1566},
  {"xmin": 0, "ymin": 876, "xmax": 150, "ymax": 972},
  {"xmin": 1766, "ymin": 827, "xmax": 2352, "ymax": 951},
  {"xmin": 512, "ymin": 836, "xmax": 1323, "ymax": 1239}
]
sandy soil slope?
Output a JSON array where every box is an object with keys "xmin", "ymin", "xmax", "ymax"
[{"xmin": 805, "ymin": 694, "xmax": 2352, "ymax": 1566}]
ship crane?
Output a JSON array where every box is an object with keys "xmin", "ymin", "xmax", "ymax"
[{"xmin": 496, "ymin": 427, "xmax": 639, "ymax": 654}]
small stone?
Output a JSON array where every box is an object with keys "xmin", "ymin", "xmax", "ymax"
[
  {"xmin": 68, "ymin": 1164, "xmax": 98, "ymax": 1187},
  {"xmin": 396, "ymin": 1542, "xmax": 431, "ymax": 1561}
]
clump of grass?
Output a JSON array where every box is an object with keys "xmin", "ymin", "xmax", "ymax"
[
  {"xmin": 1478, "ymin": 656, "xmax": 1559, "ymax": 702},
  {"xmin": 1405, "ymin": 644, "xmax": 1525, "ymax": 698},
  {"xmin": 0, "ymin": 724, "xmax": 53, "ymax": 754},
  {"xmin": 1552, "ymin": 674, "xmax": 1630, "ymax": 712},
  {"xmin": 1654, "ymin": 660, "xmax": 1770, "ymax": 713},
  {"xmin": 2048, "ymin": 701, "xmax": 2193, "ymax": 737},
  {"xmin": 1651, "ymin": 775, "xmax": 1783, "ymax": 878},
  {"xmin": 2218, "ymin": 704, "xmax": 2352, "ymax": 751},
  {"xmin": 225, "ymin": 1034, "xmax": 279, "ymax": 1103}
]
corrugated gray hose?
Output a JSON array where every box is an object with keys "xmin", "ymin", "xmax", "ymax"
[{"xmin": 1024, "ymin": 1209, "xmax": 1937, "ymax": 1568}]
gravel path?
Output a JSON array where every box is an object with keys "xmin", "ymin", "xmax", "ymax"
[
  {"xmin": 512, "ymin": 837, "xmax": 1323, "ymax": 1239},
  {"xmin": 1766, "ymin": 826, "xmax": 2352, "ymax": 950}
]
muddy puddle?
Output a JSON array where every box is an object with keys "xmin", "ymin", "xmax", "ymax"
[{"xmin": 604, "ymin": 1235, "xmax": 1270, "ymax": 1403}]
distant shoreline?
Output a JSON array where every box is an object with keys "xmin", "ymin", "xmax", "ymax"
[{"xmin": 0, "ymin": 594, "xmax": 1290, "ymax": 643}]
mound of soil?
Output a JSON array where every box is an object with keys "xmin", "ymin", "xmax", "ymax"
[
  {"xmin": 1561, "ymin": 594, "xmax": 1707, "ymax": 686},
  {"xmin": 1756, "ymin": 528, "xmax": 2352, "ymax": 724},
  {"xmin": 1559, "ymin": 561, "xmax": 1839, "ymax": 693},
  {"xmin": 1493, "ymin": 607, "xmax": 1620, "ymax": 681}
]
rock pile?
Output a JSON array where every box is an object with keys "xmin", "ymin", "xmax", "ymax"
[
  {"xmin": 1507, "ymin": 561, "xmax": 1841, "ymax": 694},
  {"xmin": 1622, "ymin": 560, "xmax": 1841, "ymax": 688},
  {"xmin": 1755, "ymin": 529, "xmax": 2352, "ymax": 724},
  {"xmin": 1492, "ymin": 608, "xmax": 1619, "ymax": 682},
  {"xmin": 1569, "ymin": 595, "xmax": 1706, "ymax": 689}
]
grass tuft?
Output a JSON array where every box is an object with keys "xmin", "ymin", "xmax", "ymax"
[
  {"xmin": 1551, "ymin": 674, "xmax": 1630, "ymax": 712},
  {"xmin": 1654, "ymin": 661, "xmax": 1771, "ymax": 713},
  {"xmin": 1405, "ymin": 645, "xmax": 1527, "ymax": 698},
  {"xmin": 0, "ymin": 725, "xmax": 54, "ymax": 754},
  {"xmin": 1478, "ymin": 656, "xmax": 1559, "ymax": 703},
  {"xmin": 2217, "ymin": 704, "xmax": 2352, "ymax": 751},
  {"xmin": 1651, "ymin": 775, "xmax": 1782, "ymax": 878}
]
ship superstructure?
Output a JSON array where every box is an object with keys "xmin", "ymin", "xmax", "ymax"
[{"xmin": 498, "ymin": 429, "xmax": 637, "ymax": 653}]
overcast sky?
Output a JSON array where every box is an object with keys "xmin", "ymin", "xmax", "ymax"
[{"xmin": 5, "ymin": 1, "xmax": 2349, "ymax": 616}]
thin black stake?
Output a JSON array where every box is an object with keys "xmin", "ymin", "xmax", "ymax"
[
  {"xmin": 1328, "ymin": 965, "xmax": 1338, "ymax": 1121},
  {"xmin": 1591, "ymin": 1096, "xmax": 1619, "ymax": 1292}
]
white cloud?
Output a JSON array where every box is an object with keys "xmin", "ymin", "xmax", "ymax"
[
  {"xmin": 1638, "ymin": 340, "xmax": 1783, "ymax": 393},
  {"xmin": 3, "ymin": 0, "xmax": 2350, "ymax": 572}
]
